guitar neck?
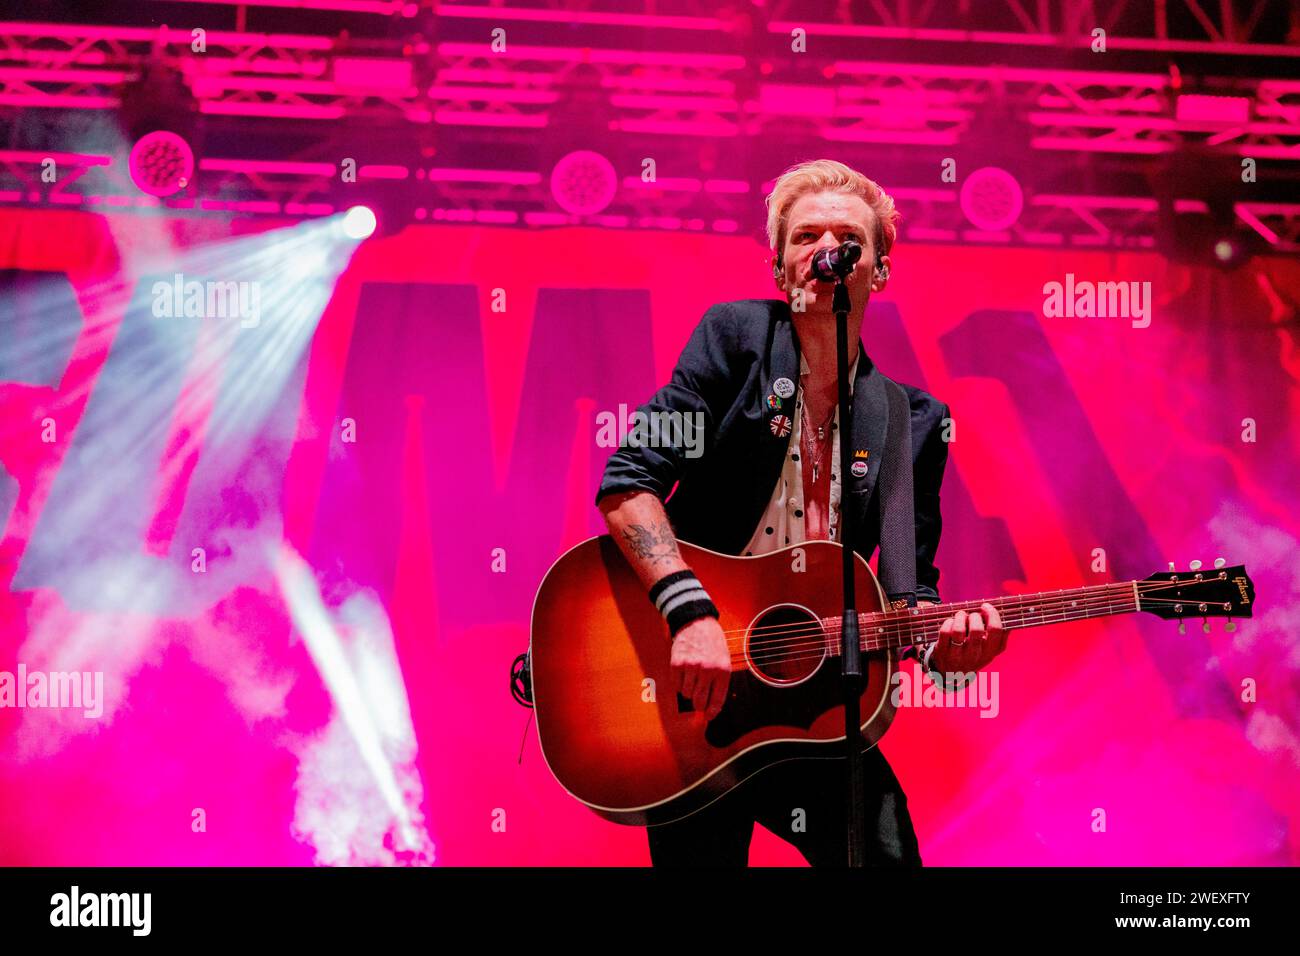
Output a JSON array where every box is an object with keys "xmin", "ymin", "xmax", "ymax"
[{"xmin": 825, "ymin": 582, "xmax": 1141, "ymax": 653}]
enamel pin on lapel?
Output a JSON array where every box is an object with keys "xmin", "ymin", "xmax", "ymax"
[{"xmin": 773, "ymin": 377, "xmax": 795, "ymax": 399}]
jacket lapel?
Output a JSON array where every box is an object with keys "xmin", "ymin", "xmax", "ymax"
[
  {"xmin": 737, "ymin": 305, "xmax": 800, "ymax": 547},
  {"xmin": 844, "ymin": 344, "xmax": 888, "ymax": 523}
]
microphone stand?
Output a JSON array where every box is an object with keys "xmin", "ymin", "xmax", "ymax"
[{"xmin": 832, "ymin": 275, "xmax": 868, "ymax": 868}]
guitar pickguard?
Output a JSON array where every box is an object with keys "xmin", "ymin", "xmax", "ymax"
[{"xmin": 680, "ymin": 660, "xmax": 848, "ymax": 747}]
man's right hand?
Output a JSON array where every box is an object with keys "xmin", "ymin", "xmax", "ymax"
[{"xmin": 671, "ymin": 616, "xmax": 732, "ymax": 720}]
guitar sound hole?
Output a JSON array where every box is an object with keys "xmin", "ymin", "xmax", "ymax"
[{"xmin": 746, "ymin": 604, "xmax": 826, "ymax": 685}]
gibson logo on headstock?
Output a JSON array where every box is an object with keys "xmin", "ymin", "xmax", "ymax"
[{"xmin": 1234, "ymin": 577, "xmax": 1251, "ymax": 605}]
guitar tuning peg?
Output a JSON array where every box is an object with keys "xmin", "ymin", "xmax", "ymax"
[
  {"xmin": 1177, "ymin": 620, "xmax": 1186, "ymax": 635},
  {"xmin": 1214, "ymin": 557, "xmax": 1226, "ymax": 569},
  {"xmin": 1189, "ymin": 560, "xmax": 1203, "ymax": 571},
  {"xmin": 1168, "ymin": 562, "xmax": 1176, "ymax": 572},
  {"xmin": 1225, "ymin": 620, "xmax": 1237, "ymax": 633}
]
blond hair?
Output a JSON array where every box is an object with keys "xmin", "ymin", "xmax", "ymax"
[{"xmin": 764, "ymin": 159, "xmax": 900, "ymax": 265}]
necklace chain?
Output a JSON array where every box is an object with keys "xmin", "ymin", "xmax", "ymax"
[{"xmin": 801, "ymin": 400, "xmax": 835, "ymax": 483}]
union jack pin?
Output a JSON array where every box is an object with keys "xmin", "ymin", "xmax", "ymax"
[{"xmin": 769, "ymin": 414, "xmax": 792, "ymax": 437}]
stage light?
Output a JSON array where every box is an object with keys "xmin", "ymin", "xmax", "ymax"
[
  {"xmin": 1209, "ymin": 229, "xmax": 1263, "ymax": 271},
  {"xmin": 959, "ymin": 166, "xmax": 1025, "ymax": 232},
  {"xmin": 1152, "ymin": 147, "xmax": 1259, "ymax": 269},
  {"xmin": 118, "ymin": 54, "xmax": 200, "ymax": 198},
  {"xmin": 1159, "ymin": 210, "xmax": 1262, "ymax": 270},
  {"xmin": 128, "ymin": 130, "xmax": 195, "ymax": 197},
  {"xmin": 550, "ymin": 150, "xmax": 617, "ymax": 216},
  {"xmin": 342, "ymin": 205, "xmax": 378, "ymax": 239}
]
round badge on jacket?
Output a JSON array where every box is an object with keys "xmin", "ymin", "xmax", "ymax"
[{"xmin": 773, "ymin": 377, "xmax": 795, "ymax": 399}]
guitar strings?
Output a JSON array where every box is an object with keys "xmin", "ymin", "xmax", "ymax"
[
  {"xmin": 728, "ymin": 577, "xmax": 1225, "ymax": 641},
  {"xmin": 733, "ymin": 601, "xmax": 1235, "ymax": 672},
  {"xmin": 717, "ymin": 580, "xmax": 1238, "ymax": 669},
  {"xmin": 726, "ymin": 577, "xmax": 1224, "ymax": 641},
  {"xmin": 656, "ymin": 577, "xmax": 1233, "ymax": 670},
  {"xmin": 734, "ymin": 593, "xmax": 1139, "ymax": 669},
  {"xmin": 734, "ymin": 582, "xmax": 1217, "ymax": 659},
  {"xmin": 734, "ymin": 593, "xmax": 1226, "ymax": 672}
]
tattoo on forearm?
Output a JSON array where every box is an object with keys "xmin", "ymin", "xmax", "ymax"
[{"xmin": 622, "ymin": 521, "xmax": 681, "ymax": 567}]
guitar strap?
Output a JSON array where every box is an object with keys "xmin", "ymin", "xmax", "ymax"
[{"xmin": 876, "ymin": 379, "xmax": 917, "ymax": 608}]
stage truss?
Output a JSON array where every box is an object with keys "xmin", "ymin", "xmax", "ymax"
[{"xmin": 0, "ymin": 1, "xmax": 1296, "ymax": 251}]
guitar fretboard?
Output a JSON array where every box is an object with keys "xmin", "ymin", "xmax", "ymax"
[{"xmin": 820, "ymin": 581, "xmax": 1141, "ymax": 653}]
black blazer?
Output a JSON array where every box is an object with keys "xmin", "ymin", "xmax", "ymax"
[{"xmin": 595, "ymin": 298, "xmax": 950, "ymax": 603}]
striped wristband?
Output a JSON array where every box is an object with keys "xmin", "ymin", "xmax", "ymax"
[{"xmin": 648, "ymin": 570, "xmax": 719, "ymax": 637}]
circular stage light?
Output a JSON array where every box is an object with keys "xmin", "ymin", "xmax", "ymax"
[
  {"xmin": 342, "ymin": 205, "xmax": 378, "ymax": 239},
  {"xmin": 1208, "ymin": 230, "xmax": 1262, "ymax": 270},
  {"xmin": 550, "ymin": 150, "xmax": 618, "ymax": 216},
  {"xmin": 959, "ymin": 166, "xmax": 1025, "ymax": 232},
  {"xmin": 128, "ymin": 131, "xmax": 195, "ymax": 198}
]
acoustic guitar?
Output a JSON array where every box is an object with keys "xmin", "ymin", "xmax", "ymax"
[{"xmin": 529, "ymin": 536, "xmax": 1254, "ymax": 826}]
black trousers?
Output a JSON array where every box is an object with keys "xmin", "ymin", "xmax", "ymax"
[{"xmin": 646, "ymin": 747, "xmax": 923, "ymax": 867}]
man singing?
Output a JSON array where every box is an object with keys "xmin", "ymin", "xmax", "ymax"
[{"xmin": 595, "ymin": 159, "xmax": 1010, "ymax": 866}]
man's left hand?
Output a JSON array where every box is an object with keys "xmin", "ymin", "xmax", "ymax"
[{"xmin": 918, "ymin": 600, "xmax": 1009, "ymax": 674}]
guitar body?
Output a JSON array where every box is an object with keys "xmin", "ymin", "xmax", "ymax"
[{"xmin": 530, "ymin": 536, "xmax": 898, "ymax": 827}]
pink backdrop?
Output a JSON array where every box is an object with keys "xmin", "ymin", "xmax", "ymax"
[{"xmin": 0, "ymin": 207, "xmax": 1296, "ymax": 865}]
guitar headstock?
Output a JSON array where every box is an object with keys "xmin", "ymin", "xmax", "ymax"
[{"xmin": 1138, "ymin": 559, "xmax": 1254, "ymax": 632}]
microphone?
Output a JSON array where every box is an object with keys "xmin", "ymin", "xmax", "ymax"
[{"xmin": 809, "ymin": 239, "xmax": 862, "ymax": 282}]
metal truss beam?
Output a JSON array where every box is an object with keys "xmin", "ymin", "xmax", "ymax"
[
  {"xmin": 132, "ymin": 1, "xmax": 1300, "ymax": 58},
  {"xmin": 0, "ymin": 7, "xmax": 1295, "ymax": 250},
  {"xmin": 1, "ymin": 150, "xmax": 1296, "ymax": 253},
  {"xmin": 1, "ymin": 21, "xmax": 1296, "ymax": 160}
]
